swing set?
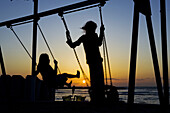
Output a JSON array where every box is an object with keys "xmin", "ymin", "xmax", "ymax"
[
  {"xmin": 5, "ymin": 0, "xmax": 111, "ymax": 87},
  {"xmin": 0, "ymin": 0, "xmax": 114, "ymax": 101}
]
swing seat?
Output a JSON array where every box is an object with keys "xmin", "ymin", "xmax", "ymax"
[
  {"xmin": 62, "ymin": 95, "xmax": 72, "ymax": 101},
  {"xmin": 74, "ymin": 95, "xmax": 86, "ymax": 102},
  {"xmin": 62, "ymin": 95, "xmax": 86, "ymax": 102}
]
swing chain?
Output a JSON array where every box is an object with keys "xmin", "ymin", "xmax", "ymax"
[
  {"xmin": 98, "ymin": 3, "xmax": 113, "ymax": 86},
  {"xmin": 7, "ymin": 24, "xmax": 61, "ymax": 74},
  {"xmin": 58, "ymin": 12, "xmax": 72, "ymax": 41},
  {"xmin": 7, "ymin": 25, "xmax": 33, "ymax": 61}
]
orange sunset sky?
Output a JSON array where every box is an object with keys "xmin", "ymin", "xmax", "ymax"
[{"xmin": 0, "ymin": 0, "xmax": 170, "ymax": 87}]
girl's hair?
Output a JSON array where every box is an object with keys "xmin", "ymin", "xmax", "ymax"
[
  {"xmin": 38, "ymin": 53, "xmax": 49, "ymax": 66},
  {"xmin": 81, "ymin": 21, "xmax": 97, "ymax": 31}
]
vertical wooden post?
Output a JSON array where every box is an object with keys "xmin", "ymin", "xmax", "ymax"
[
  {"xmin": 128, "ymin": 4, "xmax": 139, "ymax": 104},
  {"xmin": 160, "ymin": 0, "xmax": 169, "ymax": 105},
  {"xmin": 146, "ymin": 15, "xmax": 164, "ymax": 105},
  {"xmin": 31, "ymin": 0, "xmax": 38, "ymax": 102},
  {"xmin": 0, "ymin": 46, "xmax": 6, "ymax": 75}
]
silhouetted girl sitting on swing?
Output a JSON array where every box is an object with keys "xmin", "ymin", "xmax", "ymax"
[{"xmin": 35, "ymin": 53, "xmax": 80, "ymax": 88}]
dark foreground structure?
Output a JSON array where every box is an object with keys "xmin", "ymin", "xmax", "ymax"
[
  {"xmin": 0, "ymin": 101, "xmax": 170, "ymax": 113},
  {"xmin": 0, "ymin": 75, "xmax": 169, "ymax": 113}
]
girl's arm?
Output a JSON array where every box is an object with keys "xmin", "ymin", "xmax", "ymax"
[
  {"xmin": 66, "ymin": 39, "xmax": 81, "ymax": 48},
  {"xmin": 98, "ymin": 25, "xmax": 105, "ymax": 46},
  {"xmin": 66, "ymin": 31, "xmax": 82, "ymax": 48},
  {"xmin": 34, "ymin": 65, "xmax": 40, "ymax": 76},
  {"xmin": 54, "ymin": 60, "xmax": 58, "ymax": 75}
]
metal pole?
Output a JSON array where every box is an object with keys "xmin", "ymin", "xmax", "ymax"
[
  {"xmin": 160, "ymin": 0, "xmax": 169, "ymax": 105},
  {"xmin": 0, "ymin": 46, "xmax": 6, "ymax": 75},
  {"xmin": 31, "ymin": 0, "xmax": 38, "ymax": 102},
  {"xmin": 128, "ymin": 4, "xmax": 139, "ymax": 104},
  {"xmin": 146, "ymin": 15, "xmax": 164, "ymax": 105}
]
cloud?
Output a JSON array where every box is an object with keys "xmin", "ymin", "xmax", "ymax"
[
  {"xmin": 136, "ymin": 78, "xmax": 152, "ymax": 81},
  {"xmin": 104, "ymin": 78, "xmax": 128, "ymax": 81},
  {"xmin": 105, "ymin": 77, "xmax": 156, "ymax": 82},
  {"xmin": 105, "ymin": 78, "xmax": 120, "ymax": 80}
]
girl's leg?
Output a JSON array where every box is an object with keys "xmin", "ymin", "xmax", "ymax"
[
  {"xmin": 65, "ymin": 80, "xmax": 72, "ymax": 88},
  {"xmin": 56, "ymin": 71, "xmax": 80, "ymax": 87},
  {"xmin": 61, "ymin": 70, "xmax": 80, "ymax": 78}
]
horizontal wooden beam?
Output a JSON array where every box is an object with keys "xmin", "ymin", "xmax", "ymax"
[{"xmin": 0, "ymin": 0, "xmax": 108, "ymax": 27}]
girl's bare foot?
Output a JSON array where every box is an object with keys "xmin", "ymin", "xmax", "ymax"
[{"xmin": 76, "ymin": 70, "xmax": 80, "ymax": 78}]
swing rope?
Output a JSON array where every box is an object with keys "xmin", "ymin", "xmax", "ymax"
[
  {"xmin": 37, "ymin": 23, "xmax": 61, "ymax": 74},
  {"xmin": 37, "ymin": 24, "xmax": 55, "ymax": 60},
  {"xmin": 98, "ymin": 4, "xmax": 108, "ymax": 85},
  {"xmin": 99, "ymin": 5, "xmax": 113, "ymax": 86},
  {"xmin": 102, "ymin": 30, "xmax": 108, "ymax": 86},
  {"xmin": 8, "ymin": 26, "xmax": 33, "ymax": 62},
  {"xmin": 99, "ymin": 5, "xmax": 108, "ymax": 86},
  {"xmin": 59, "ymin": 13, "xmax": 90, "ymax": 87},
  {"xmin": 8, "ymin": 25, "xmax": 61, "ymax": 74}
]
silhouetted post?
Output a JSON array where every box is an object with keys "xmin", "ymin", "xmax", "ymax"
[
  {"xmin": 128, "ymin": 4, "xmax": 139, "ymax": 104},
  {"xmin": 128, "ymin": 0, "xmax": 164, "ymax": 105},
  {"xmin": 146, "ymin": 15, "xmax": 164, "ymax": 105},
  {"xmin": 31, "ymin": 0, "xmax": 38, "ymax": 102},
  {"xmin": 0, "ymin": 46, "xmax": 6, "ymax": 75},
  {"xmin": 160, "ymin": 0, "xmax": 169, "ymax": 105}
]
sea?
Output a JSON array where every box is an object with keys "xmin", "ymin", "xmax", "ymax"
[{"xmin": 55, "ymin": 87, "xmax": 170, "ymax": 104}]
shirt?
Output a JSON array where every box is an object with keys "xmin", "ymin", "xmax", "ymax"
[{"xmin": 75, "ymin": 33, "xmax": 103, "ymax": 64}]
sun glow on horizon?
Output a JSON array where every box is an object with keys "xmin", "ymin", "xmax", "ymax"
[{"xmin": 82, "ymin": 80, "xmax": 86, "ymax": 84}]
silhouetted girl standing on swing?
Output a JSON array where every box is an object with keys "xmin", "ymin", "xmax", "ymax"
[{"xmin": 66, "ymin": 21, "xmax": 105, "ymax": 103}]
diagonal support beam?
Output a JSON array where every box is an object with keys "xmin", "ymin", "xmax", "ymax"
[{"xmin": 146, "ymin": 15, "xmax": 164, "ymax": 105}]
